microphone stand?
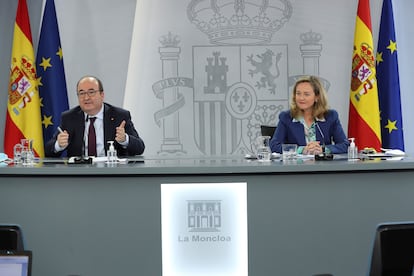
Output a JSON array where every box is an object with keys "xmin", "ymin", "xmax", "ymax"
[
  {"xmin": 315, "ymin": 122, "xmax": 333, "ymax": 161},
  {"xmin": 73, "ymin": 115, "xmax": 93, "ymax": 164}
]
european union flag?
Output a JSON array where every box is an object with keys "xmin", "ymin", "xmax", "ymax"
[
  {"xmin": 36, "ymin": 0, "xmax": 69, "ymax": 147},
  {"xmin": 376, "ymin": 0, "xmax": 404, "ymax": 151}
]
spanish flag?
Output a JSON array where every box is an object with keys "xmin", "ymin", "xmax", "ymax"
[
  {"xmin": 348, "ymin": 0, "xmax": 381, "ymax": 152},
  {"xmin": 4, "ymin": 0, "xmax": 44, "ymax": 157}
]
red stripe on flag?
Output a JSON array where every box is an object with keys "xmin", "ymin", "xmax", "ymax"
[
  {"xmin": 357, "ymin": 0, "xmax": 373, "ymax": 31},
  {"xmin": 4, "ymin": 111, "xmax": 24, "ymax": 157},
  {"xmin": 4, "ymin": 111, "xmax": 42, "ymax": 158},
  {"xmin": 15, "ymin": 0, "xmax": 33, "ymax": 43},
  {"xmin": 348, "ymin": 103, "xmax": 381, "ymax": 151}
]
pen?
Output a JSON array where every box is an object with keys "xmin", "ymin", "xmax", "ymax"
[{"xmin": 57, "ymin": 126, "xmax": 64, "ymax": 134}]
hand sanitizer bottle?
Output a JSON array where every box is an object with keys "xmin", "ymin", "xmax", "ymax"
[
  {"xmin": 107, "ymin": 141, "xmax": 117, "ymax": 163},
  {"xmin": 348, "ymin": 138, "xmax": 358, "ymax": 160}
]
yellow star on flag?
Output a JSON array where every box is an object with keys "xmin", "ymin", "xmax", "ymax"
[
  {"xmin": 387, "ymin": 40, "xmax": 397, "ymax": 54},
  {"xmin": 385, "ymin": 119, "xmax": 397, "ymax": 134},
  {"xmin": 35, "ymin": 76, "xmax": 42, "ymax": 87},
  {"xmin": 39, "ymin": 57, "xmax": 52, "ymax": 71},
  {"xmin": 56, "ymin": 47, "xmax": 63, "ymax": 60},
  {"xmin": 376, "ymin": 52, "xmax": 383, "ymax": 65},
  {"xmin": 42, "ymin": 115, "xmax": 53, "ymax": 128}
]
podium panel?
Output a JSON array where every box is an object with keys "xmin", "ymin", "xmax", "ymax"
[{"xmin": 161, "ymin": 182, "xmax": 248, "ymax": 276}]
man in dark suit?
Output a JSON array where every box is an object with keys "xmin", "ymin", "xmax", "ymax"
[{"xmin": 45, "ymin": 75, "xmax": 145, "ymax": 157}]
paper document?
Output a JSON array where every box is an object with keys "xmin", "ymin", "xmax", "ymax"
[{"xmin": 92, "ymin": 156, "xmax": 128, "ymax": 163}]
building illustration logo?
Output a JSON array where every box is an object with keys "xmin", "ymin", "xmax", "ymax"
[
  {"xmin": 177, "ymin": 199, "xmax": 230, "ymax": 243},
  {"xmin": 188, "ymin": 200, "xmax": 221, "ymax": 232}
]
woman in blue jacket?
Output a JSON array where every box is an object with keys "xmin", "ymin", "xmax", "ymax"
[{"xmin": 270, "ymin": 75, "xmax": 349, "ymax": 154}]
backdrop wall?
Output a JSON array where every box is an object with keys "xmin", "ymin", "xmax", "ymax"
[{"xmin": 1, "ymin": 0, "xmax": 413, "ymax": 156}]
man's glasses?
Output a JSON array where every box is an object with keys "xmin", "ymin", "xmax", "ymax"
[{"xmin": 77, "ymin": 89, "xmax": 101, "ymax": 98}]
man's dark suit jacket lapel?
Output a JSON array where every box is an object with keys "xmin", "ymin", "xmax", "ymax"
[{"xmin": 74, "ymin": 109, "xmax": 86, "ymax": 156}]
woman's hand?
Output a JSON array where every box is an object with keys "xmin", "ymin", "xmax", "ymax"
[{"xmin": 303, "ymin": 141, "xmax": 323, "ymax": 155}]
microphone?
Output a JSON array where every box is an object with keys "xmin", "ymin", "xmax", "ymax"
[
  {"xmin": 315, "ymin": 122, "xmax": 333, "ymax": 160},
  {"xmin": 82, "ymin": 115, "xmax": 89, "ymax": 156},
  {"xmin": 72, "ymin": 114, "xmax": 92, "ymax": 164},
  {"xmin": 315, "ymin": 122, "xmax": 326, "ymax": 153}
]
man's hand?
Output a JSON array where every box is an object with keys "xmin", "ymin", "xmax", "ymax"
[
  {"xmin": 115, "ymin": 120, "xmax": 126, "ymax": 143},
  {"xmin": 57, "ymin": 130, "xmax": 69, "ymax": 148}
]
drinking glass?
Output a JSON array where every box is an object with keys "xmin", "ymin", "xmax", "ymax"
[
  {"xmin": 20, "ymin": 139, "xmax": 34, "ymax": 166},
  {"xmin": 282, "ymin": 144, "xmax": 297, "ymax": 161},
  {"xmin": 256, "ymin": 136, "xmax": 271, "ymax": 162},
  {"xmin": 13, "ymin": 143, "xmax": 23, "ymax": 164}
]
